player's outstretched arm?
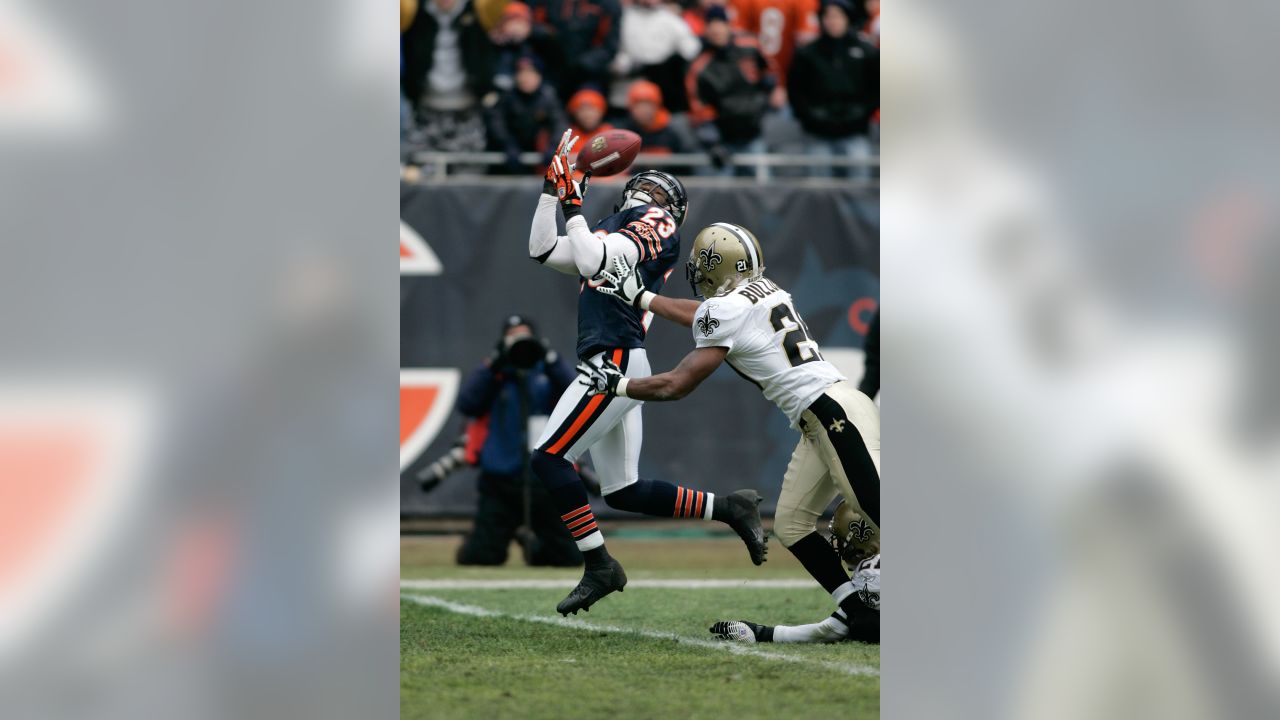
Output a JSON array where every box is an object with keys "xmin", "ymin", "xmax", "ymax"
[
  {"xmin": 533, "ymin": 129, "xmax": 639, "ymax": 278},
  {"xmin": 647, "ymin": 295, "xmax": 701, "ymax": 328},
  {"xmin": 579, "ymin": 346, "xmax": 727, "ymax": 402},
  {"xmin": 595, "ymin": 256, "xmax": 700, "ymax": 327}
]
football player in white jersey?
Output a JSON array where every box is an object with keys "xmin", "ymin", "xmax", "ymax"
[
  {"xmin": 582, "ymin": 222, "xmax": 881, "ymax": 641},
  {"xmin": 711, "ymin": 499, "xmax": 880, "ymax": 644}
]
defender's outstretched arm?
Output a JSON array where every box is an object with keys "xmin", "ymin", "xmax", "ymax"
[
  {"xmin": 581, "ymin": 346, "xmax": 727, "ymax": 401},
  {"xmin": 594, "ymin": 255, "xmax": 700, "ymax": 327},
  {"xmin": 645, "ymin": 295, "xmax": 702, "ymax": 328}
]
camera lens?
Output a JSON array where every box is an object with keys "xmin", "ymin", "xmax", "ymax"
[{"xmin": 506, "ymin": 336, "xmax": 543, "ymax": 369}]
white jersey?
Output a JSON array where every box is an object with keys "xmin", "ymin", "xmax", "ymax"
[{"xmin": 693, "ymin": 277, "xmax": 846, "ymax": 427}]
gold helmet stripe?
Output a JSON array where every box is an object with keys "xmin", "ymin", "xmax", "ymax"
[{"xmin": 711, "ymin": 222, "xmax": 759, "ymax": 275}]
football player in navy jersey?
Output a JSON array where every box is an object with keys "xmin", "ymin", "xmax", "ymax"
[{"xmin": 528, "ymin": 130, "xmax": 768, "ymax": 616}]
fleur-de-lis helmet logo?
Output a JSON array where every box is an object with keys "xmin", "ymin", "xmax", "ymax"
[
  {"xmin": 697, "ymin": 309, "xmax": 720, "ymax": 337},
  {"xmin": 847, "ymin": 518, "xmax": 875, "ymax": 543},
  {"xmin": 699, "ymin": 240, "xmax": 723, "ymax": 273}
]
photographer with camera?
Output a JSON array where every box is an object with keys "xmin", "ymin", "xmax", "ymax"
[{"xmin": 422, "ymin": 315, "xmax": 585, "ymax": 566}]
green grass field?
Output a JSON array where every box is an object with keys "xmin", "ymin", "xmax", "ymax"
[{"xmin": 401, "ymin": 530, "xmax": 879, "ymax": 720}]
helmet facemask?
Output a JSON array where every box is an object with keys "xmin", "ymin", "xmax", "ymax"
[{"xmin": 616, "ymin": 171, "xmax": 688, "ymax": 226}]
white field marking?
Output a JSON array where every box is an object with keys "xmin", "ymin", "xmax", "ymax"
[
  {"xmin": 400, "ymin": 578, "xmax": 816, "ymax": 590},
  {"xmin": 402, "ymin": 593, "xmax": 879, "ymax": 678}
]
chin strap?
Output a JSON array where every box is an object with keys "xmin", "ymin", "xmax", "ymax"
[{"xmin": 618, "ymin": 191, "xmax": 655, "ymax": 213}]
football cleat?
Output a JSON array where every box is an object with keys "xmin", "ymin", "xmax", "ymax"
[
  {"xmin": 556, "ymin": 557, "xmax": 627, "ymax": 616},
  {"xmin": 709, "ymin": 620, "xmax": 765, "ymax": 643},
  {"xmin": 723, "ymin": 489, "xmax": 769, "ymax": 565}
]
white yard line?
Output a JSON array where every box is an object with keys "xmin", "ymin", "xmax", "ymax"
[
  {"xmin": 400, "ymin": 578, "xmax": 816, "ymax": 590},
  {"xmin": 401, "ymin": 593, "xmax": 879, "ymax": 678}
]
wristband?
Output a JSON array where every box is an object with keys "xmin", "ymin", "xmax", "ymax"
[
  {"xmin": 614, "ymin": 377, "xmax": 629, "ymax": 398},
  {"xmin": 637, "ymin": 291, "xmax": 655, "ymax": 311},
  {"xmin": 561, "ymin": 202, "xmax": 582, "ymax": 220}
]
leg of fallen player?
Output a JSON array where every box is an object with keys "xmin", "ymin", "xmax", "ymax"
[{"xmin": 774, "ymin": 432, "xmax": 880, "ymax": 643}]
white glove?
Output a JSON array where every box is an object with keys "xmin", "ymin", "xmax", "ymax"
[
  {"xmin": 576, "ymin": 357, "xmax": 626, "ymax": 397},
  {"xmin": 594, "ymin": 255, "xmax": 653, "ymax": 309}
]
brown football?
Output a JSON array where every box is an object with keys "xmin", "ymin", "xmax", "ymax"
[{"xmin": 577, "ymin": 129, "xmax": 642, "ymax": 177}]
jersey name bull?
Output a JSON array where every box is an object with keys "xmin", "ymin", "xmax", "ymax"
[{"xmin": 735, "ymin": 278, "xmax": 782, "ymax": 304}]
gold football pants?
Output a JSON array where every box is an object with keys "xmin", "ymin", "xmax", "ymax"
[{"xmin": 774, "ymin": 380, "xmax": 881, "ymax": 548}]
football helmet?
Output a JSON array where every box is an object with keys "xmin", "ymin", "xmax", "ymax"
[
  {"xmin": 685, "ymin": 222, "xmax": 765, "ymax": 298},
  {"xmin": 828, "ymin": 498, "xmax": 880, "ymax": 569},
  {"xmin": 615, "ymin": 170, "xmax": 688, "ymax": 227}
]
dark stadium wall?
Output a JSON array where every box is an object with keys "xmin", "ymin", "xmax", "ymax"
[{"xmin": 401, "ymin": 178, "xmax": 879, "ymax": 517}]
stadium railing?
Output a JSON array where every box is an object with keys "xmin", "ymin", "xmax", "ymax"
[{"xmin": 403, "ymin": 151, "xmax": 880, "ymax": 184}]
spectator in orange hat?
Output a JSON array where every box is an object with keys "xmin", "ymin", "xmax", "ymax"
[
  {"xmin": 622, "ymin": 80, "xmax": 690, "ymax": 156},
  {"xmin": 567, "ymin": 88, "xmax": 613, "ymax": 143},
  {"xmin": 492, "ymin": 1, "xmax": 563, "ymax": 93}
]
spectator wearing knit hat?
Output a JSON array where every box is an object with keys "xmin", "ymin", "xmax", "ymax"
[
  {"xmin": 686, "ymin": 5, "xmax": 781, "ymax": 176},
  {"xmin": 567, "ymin": 88, "xmax": 613, "ymax": 143},
  {"xmin": 788, "ymin": 0, "xmax": 878, "ymax": 178},
  {"xmin": 621, "ymin": 80, "xmax": 692, "ymax": 156},
  {"xmin": 621, "ymin": 80, "xmax": 699, "ymax": 174},
  {"xmin": 491, "ymin": 2, "xmax": 564, "ymax": 92},
  {"xmin": 485, "ymin": 53, "xmax": 570, "ymax": 173}
]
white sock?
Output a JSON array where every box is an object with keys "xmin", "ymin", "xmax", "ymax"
[
  {"xmin": 703, "ymin": 492, "xmax": 715, "ymax": 520},
  {"xmin": 831, "ymin": 580, "xmax": 856, "ymax": 606}
]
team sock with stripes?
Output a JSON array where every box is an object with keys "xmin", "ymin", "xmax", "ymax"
[
  {"xmin": 604, "ymin": 479, "xmax": 715, "ymax": 520},
  {"xmin": 532, "ymin": 450, "xmax": 605, "ymax": 551}
]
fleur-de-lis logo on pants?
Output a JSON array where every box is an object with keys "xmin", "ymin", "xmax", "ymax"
[
  {"xmin": 699, "ymin": 240, "xmax": 723, "ymax": 272},
  {"xmin": 829, "ymin": 419, "xmax": 847, "ymax": 433},
  {"xmin": 697, "ymin": 309, "xmax": 720, "ymax": 337}
]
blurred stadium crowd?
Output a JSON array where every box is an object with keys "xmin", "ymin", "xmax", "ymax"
[{"xmin": 400, "ymin": 0, "xmax": 879, "ymax": 176}]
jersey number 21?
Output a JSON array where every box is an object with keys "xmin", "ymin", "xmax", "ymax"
[{"xmin": 770, "ymin": 303, "xmax": 823, "ymax": 366}]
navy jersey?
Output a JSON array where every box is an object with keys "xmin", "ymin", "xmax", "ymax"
[{"xmin": 576, "ymin": 204, "xmax": 682, "ymax": 359}]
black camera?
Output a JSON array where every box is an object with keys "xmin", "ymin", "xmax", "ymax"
[{"xmin": 504, "ymin": 331, "xmax": 545, "ymax": 370}]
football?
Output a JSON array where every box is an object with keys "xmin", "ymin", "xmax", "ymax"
[{"xmin": 577, "ymin": 129, "xmax": 642, "ymax": 177}]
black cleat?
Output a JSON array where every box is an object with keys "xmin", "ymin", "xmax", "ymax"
[
  {"xmin": 556, "ymin": 557, "xmax": 627, "ymax": 616},
  {"xmin": 722, "ymin": 490, "xmax": 768, "ymax": 565},
  {"xmin": 709, "ymin": 619, "xmax": 769, "ymax": 643}
]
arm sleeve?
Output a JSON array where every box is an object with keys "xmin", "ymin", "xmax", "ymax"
[
  {"xmin": 692, "ymin": 298, "xmax": 748, "ymax": 350},
  {"xmin": 532, "ymin": 199, "xmax": 641, "ymax": 276},
  {"xmin": 565, "ymin": 215, "xmax": 639, "ymax": 278},
  {"xmin": 530, "ymin": 194, "xmax": 578, "ymax": 274}
]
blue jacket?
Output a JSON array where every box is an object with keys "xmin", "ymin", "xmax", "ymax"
[{"xmin": 457, "ymin": 358, "xmax": 575, "ymax": 475}]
